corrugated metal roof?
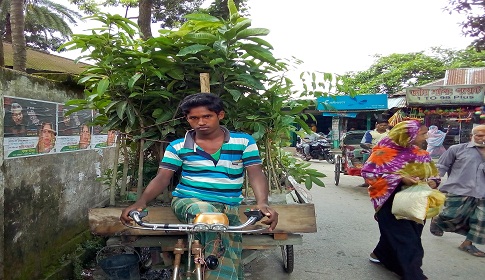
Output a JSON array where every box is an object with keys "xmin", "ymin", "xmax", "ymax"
[
  {"xmin": 3, "ymin": 42, "xmax": 91, "ymax": 74},
  {"xmin": 388, "ymin": 96, "xmax": 406, "ymax": 108},
  {"xmin": 444, "ymin": 68, "xmax": 485, "ymax": 85}
]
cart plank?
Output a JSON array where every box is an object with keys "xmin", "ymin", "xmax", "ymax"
[{"xmin": 89, "ymin": 204, "xmax": 317, "ymax": 236}]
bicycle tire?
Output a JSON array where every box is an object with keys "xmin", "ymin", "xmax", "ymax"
[
  {"xmin": 334, "ymin": 155, "xmax": 341, "ymax": 186},
  {"xmin": 280, "ymin": 245, "xmax": 294, "ymax": 273}
]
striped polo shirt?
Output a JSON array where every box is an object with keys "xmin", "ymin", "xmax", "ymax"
[{"xmin": 160, "ymin": 126, "xmax": 262, "ymax": 205}]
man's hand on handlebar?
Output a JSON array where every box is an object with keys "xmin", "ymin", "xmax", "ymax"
[
  {"xmin": 120, "ymin": 202, "xmax": 147, "ymax": 224},
  {"xmin": 257, "ymin": 204, "xmax": 278, "ymax": 231}
]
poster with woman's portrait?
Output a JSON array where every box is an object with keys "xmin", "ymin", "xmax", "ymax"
[
  {"xmin": 91, "ymin": 124, "xmax": 117, "ymax": 148},
  {"xmin": 90, "ymin": 110, "xmax": 118, "ymax": 148},
  {"xmin": 3, "ymin": 97, "xmax": 57, "ymax": 158},
  {"xmin": 55, "ymin": 106, "xmax": 93, "ymax": 152}
]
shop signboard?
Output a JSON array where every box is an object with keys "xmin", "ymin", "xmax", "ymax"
[
  {"xmin": 406, "ymin": 85, "xmax": 485, "ymax": 106},
  {"xmin": 317, "ymin": 94, "xmax": 388, "ymax": 111}
]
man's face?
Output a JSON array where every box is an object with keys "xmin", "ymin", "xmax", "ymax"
[
  {"xmin": 472, "ymin": 129, "xmax": 485, "ymax": 147},
  {"xmin": 12, "ymin": 111, "xmax": 23, "ymax": 125},
  {"xmin": 375, "ymin": 122, "xmax": 389, "ymax": 132},
  {"xmin": 186, "ymin": 106, "xmax": 224, "ymax": 135}
]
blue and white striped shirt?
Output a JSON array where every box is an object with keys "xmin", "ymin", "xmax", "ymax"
[{"xmin": 160, "ymin": 126, "xmax": 262, "ymax": 205}]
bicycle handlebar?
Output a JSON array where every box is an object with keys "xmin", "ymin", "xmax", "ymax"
[{"xmin": 124, "ymin": 208, "xmax": 268, "ymax": 233}]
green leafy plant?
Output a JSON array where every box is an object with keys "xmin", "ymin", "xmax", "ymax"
[{"xmin": 63, "ymin": 0, "xmax": 333, "ymax": 193}]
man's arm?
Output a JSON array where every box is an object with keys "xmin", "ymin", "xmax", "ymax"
[
  {"xmin": 436, "ymin": 146, "xmax": 456, "ymax": 177},
  {"xmin": 246, "ymin": 164, "xmax": 278, "ymax": 231},
  {"xmin": 360, "ymin": 131, "xmax": 372, "ymax": 148},
  {"xmin": 120, "ymin": 168, "xmax": 175, "ymax": 223}
]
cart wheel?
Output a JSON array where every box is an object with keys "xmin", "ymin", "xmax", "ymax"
[
  {"xmin": 280, "ymin": 245, "xmax": 294, "ymax": 273},
  {"xmin": 334, "ymin": 155, "xmax": 341, "ymax": 186}
]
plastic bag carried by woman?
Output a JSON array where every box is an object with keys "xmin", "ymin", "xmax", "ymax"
[{"xmin": 392, "ymin": 182, "xmax": 445, "ymax": 224}]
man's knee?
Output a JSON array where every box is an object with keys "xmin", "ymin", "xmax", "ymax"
[{"xmin": 172, "ymin": 198, "xmax": 218, "ymax": 222}]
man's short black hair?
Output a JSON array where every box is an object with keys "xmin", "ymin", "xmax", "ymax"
[
  {"xmin": 375, "ymin": 115, "xmax": 389, "ymax": 124},
  {"xmin": 180, "ymin": 93, "xmax": 224, "ymax": 116}
]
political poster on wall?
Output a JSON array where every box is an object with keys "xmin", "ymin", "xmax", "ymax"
[
  {"xmin": 91, "ymin": 126, "xmax": 117, "ymax": 149},
  {"xmin": 3, "ymin": 96, "xmax": 114, "ymax": 159},
  {"xmin": 90, "ymin": 111, "xmax": 117, "ymax": 149},
  {"xmin": 3, "ymin": 97, "xmax": 57, "ymax": 158},
  {"xmin": 56, "ymin": 105, "xmax": 93, "ymax": 152}
]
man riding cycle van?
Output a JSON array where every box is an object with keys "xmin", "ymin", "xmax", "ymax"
[{"xmin": 120, "ymin": 93, "xmax": 279, "ymax": 280}]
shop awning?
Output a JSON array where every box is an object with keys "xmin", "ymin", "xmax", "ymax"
[{"xmin": 388, "ymin": 96, "xmax": 406, "ymax": 109}]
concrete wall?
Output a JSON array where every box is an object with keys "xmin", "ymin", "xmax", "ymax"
[
  {"xmin": 1, "ymin": 68, "xmax": 113, "ymax": 279},
  {"xmin": 1, "ymin": 76, "xmax": 4, "ymax": 280}
]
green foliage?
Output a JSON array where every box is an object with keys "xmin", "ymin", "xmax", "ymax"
[
  {"xmin": 69, "ymin": 0, "xmax": 207, "ymax": 29},
  {"xmin": 433, "ymin": 46, "xmax": 485, "ymax": 68},
  {"xmin": 1, "ymin": 0, "xmax": 82, "ymax": 52},
  {"xmin": 343, "ymin": 52, "xmax": 445, "ymax": 95},
  {"xmin": 71, "ymin": 236, "xmax": 106, "ymax": 280},
  {"xmin": 446, "ymin": 0, "xmax": 485, "ymax": 51},
  {"xmin": 63, "ymin": 1, "xmax": 331, "ymax": 191},
  {"xmin": 343, "ymin": 47, "xmax": 485, "ymax": 95},
  {"xmin": 277, "ymin": 150, "xmax": 326, "ymax": 189},
  {"xmin": 97, "ymin": 146, "xmax": 160, "ymax": 200},
  {"xmin": 204, "ymin": 0, "xmax": 250, "ymax": 19}
]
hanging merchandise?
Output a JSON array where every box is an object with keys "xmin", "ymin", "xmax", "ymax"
[
  {"xmin": 388, "ymin": 110, "xmax": 405, "ymax": 126},
  {"xmin": 405, "ymin": 108, "xmax": 424, "ymax": 122}
]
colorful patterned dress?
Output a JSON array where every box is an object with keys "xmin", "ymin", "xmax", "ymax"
[{"xmin": 361, "ymin": 120, "xmax": 440, "ymax": 280}]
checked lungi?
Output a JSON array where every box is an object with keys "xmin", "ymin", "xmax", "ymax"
[
  {"xmin": 171, "ymin": 197, "xmax": 243, "ymax": 280},
  {"xmin": 434, "ymin": 194, "xmax": 485, "ymax": 244}
]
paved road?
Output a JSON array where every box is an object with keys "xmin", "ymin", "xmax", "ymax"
[{"xmin": 244, "ymin": 160, "xmax": 485, "ymax": 280}]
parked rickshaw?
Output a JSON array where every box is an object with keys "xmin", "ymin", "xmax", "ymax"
[{"xmin": 334, "ymin": 130, "xmax": 370, "ymax": 185}]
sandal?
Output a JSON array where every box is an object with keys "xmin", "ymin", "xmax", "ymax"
[
  {"xmin": 458, "ymin": 244, "xmax": 485, "ymax": 257},
  {"xmin": 429, "ymin": 218, "xmax": 443, "ymax": 237},
  {"xmin": 369, "ymin": 252, "xmax": 380, "ymax": 263}
]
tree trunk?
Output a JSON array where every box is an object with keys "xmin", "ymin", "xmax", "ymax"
[
  {"xmin": 10, "ymin": 0, "xmax": 25, "ymax": 72},
  {"xmin": 0, "ymin": 36, "xmax": 4, "ymax": 67},
  {"xmin": 138, "ymin": 0, "xmax": 152, "ymax": 40},
  {"xmin": 0, "ymin": 0, "xmax": 5, "ymax": 66}
]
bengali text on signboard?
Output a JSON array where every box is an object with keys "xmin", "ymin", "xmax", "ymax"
[{"xmin": 406, "ymin": 85, "xmax": 485, "ymax": 106}]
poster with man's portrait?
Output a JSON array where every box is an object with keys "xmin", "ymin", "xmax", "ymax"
[{"xmin": 3, "ymin": 97, "xmax": 58, "ymax": 158}]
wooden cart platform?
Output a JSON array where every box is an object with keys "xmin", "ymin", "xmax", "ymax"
[
  {"xmin": 88, "ymin": 203, "xmax": 317, "ymax": 236},
  {"xmin": 89, "ymin": 203, "xmax": 317, "ymax": 273}
]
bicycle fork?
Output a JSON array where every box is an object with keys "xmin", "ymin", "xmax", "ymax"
[
  {"xmin": 173, "ymin": 239, "xmax": 185, "ymax": 280},
  {"xmin": 172, "ymin": 234, "xmax": 204, "ymax": 280}
]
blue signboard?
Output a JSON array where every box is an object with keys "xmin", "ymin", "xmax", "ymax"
[{"xmin": 317, "ymin": 94, "xmax": 388, "ymax": 111}]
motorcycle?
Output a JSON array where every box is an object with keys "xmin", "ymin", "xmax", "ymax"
[{"xmin": 296, "ymin": 138, "xmax": 335, "ymax": 164}]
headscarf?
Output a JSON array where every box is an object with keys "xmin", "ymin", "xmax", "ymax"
[
  {"xmin": 426, "ymin": 125, "xmax": 446, "ymax": 147},
  {"xmin": 361, "ymin": 120, "xmax": 440, "ymax": 211}
]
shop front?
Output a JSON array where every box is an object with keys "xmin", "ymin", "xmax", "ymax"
[
  {"xmin": 317, "ymin": 94, "xmax": 389, "ymax": 148},
  {"xmin": 406, "ymin": 84, "xmax": 485, "ymax": 149}
]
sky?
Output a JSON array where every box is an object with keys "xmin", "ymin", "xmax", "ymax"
[{"xmin": 56, "ymin": 0, "xmax": 474, "ymax": 77}]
